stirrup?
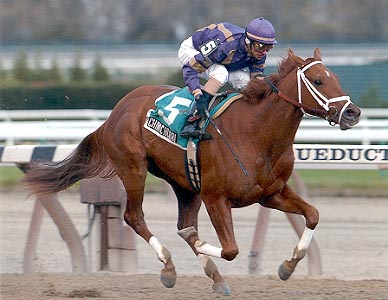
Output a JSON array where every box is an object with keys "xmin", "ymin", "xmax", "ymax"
[
  {"xmin": 182, "ymin": 131, "xmax": 212, "ymax": 141},
  {"xmin": 198, "ymin": 131, "xmax": 212, "ymax": 141},
  {"xmin": 180, "ymin": 128, "xmax": 212, "ymax": 141}
]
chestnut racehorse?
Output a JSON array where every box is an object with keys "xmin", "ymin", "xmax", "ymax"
[{"xmin": 23, "ymin": 49, "xmax": 361, "ymax": 295}]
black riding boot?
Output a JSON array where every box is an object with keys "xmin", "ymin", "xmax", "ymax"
[
  {"xmin": 179, "ymin": 117, "xmax": 203, "ymax": 139},
  {"xmin": 180, "ymin": 92, "xmax": 213, "ymax": 140}
]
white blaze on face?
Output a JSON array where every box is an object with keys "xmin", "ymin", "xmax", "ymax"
[{"xmin": 318, "ymin": 70, "xmax": 330, "ymax": 79}]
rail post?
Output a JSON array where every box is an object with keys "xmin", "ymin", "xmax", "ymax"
[{"xmin": 80, "ymin": 176, "xmax": 137, "ymax": 273}]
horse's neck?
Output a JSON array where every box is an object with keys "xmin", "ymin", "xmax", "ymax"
[
  {"xmin": 265, "ymin": 72, "xmax": 305, "ymax": 140},
  {"xmin": 254, "ymin": 95, "xmax": 303, "ymax": 146}
]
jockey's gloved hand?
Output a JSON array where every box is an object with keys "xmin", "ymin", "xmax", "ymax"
[
  {"xmin": 253, "ymin": 72, "xmax": 265, "ymax": 80},
  {"xmin": 194, "ymin": 93, "xmax": 208, "ymax": 116}
]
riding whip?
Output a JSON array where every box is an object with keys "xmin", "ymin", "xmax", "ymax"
[{"xmin": 205, "ymin": 109, "xmax": 249, "ymax": 176}]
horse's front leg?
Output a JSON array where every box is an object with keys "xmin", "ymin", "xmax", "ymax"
[
  {"xmin": 199, "ymin": 197, "xmax": 239, "ymax": 261},
  {"xmin": 260, "ymin": 184, "xmax": 319, "ymax": 280},
  {"xmin": 173, "ymin": 186, "xmax": 231, "ymax": 295}
]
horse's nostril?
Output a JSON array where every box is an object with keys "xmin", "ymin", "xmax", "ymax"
[{"xmin": 344, "ymin": 108, "xmax": 360, "ymax": 119}]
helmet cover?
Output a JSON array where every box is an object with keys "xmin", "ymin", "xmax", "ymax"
[{"xmin": 246, "ymin": 17, "xmax": 277, "ymax": 44}]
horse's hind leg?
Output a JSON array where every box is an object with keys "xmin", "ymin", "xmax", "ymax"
[
  {"xmin": 260, "ymin": 184, "xmax": 319, "ymax": 281},
  {"xmin": 124, "ymin": 186, "xmax": 176, "ymax": 288},
  {"xmin": 106, "ymin": 147, "xmax": 176, "ymax": 288},
  {"xmin": 172, "ymin": 185, "xmax": 231, "ymax": 295},
  {"xmin": 125, "ymin": 179, "xmax": 176, "ymax": 287}
]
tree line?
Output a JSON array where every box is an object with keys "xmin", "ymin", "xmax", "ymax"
[
  {"xmin": 1, "ymin": 0, "xmax": 387, "ymax": 44},
  {"xmin": 1, "ymin": 50, "xmax": 110, "ymax": 84}
]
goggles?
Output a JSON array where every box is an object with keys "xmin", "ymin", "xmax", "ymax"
[{"xmin": 252, "ymin": 42, "xmax": 273, "ymax": 52}]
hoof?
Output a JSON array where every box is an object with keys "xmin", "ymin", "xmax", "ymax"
[
  {"xmin": 212, "ymin": 282, "xmax": 231, "ymax": 296},
  {"xmin": 160, "ymin": 268, "xmax": 177, "ymax": 288},
  {"xmin": 278, "ymin": 260, "xmax": 293, "ymax": 281}
]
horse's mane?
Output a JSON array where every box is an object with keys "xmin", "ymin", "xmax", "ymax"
[{"xmin": 241, "ymin": 51, "xmax": 299, "ymax": 104}]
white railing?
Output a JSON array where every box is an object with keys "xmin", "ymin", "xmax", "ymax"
[
  {"xmin": 0, "ymin": 108, "xmax": 387, "ymax": 146},
  {"xmin": 0, "ymin": 109, "xmax": 111, "ymax": 121},
  {"xmin": 0, "ymin": 109, "xmax": 109, "ymax": 145},
  {"xmin": 295, "ymin": 118, "xmax": 388, "ymax": 145}
]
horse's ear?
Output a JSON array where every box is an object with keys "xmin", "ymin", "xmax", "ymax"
[
  {"xmin": 314, "ymin": 48, "xmax": 322, "ymax": 61},
  {"xmin": 287, "ymin": 48, "xmax": 305, "ymax": 67}
]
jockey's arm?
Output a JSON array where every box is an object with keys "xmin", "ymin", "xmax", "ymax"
[
  {"xmin": 182, "ymin": 53, "xmax": 211, "ymax": 96},
  {"xmin": 249, "ymin": 57, "xmax": 266, "ymax": 79}
]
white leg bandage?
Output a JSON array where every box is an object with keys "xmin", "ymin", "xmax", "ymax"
[
  {"xmin": 149, "ymin": 236, "xmax": 168, "ymax": 264},
  {"xmin": 194, "ymin": 240, "xmax": 222, "ymax": 258},
  {"xmin": 296, "ymin": 227, "xmax": 314, "ymax": 251}
]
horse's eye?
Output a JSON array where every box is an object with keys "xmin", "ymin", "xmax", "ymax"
[{"xmin": 314, "ymin": 79, "xmax": 323, "ymax": 86}]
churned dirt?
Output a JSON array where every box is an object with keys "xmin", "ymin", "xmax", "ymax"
[
  {"xmin": 2, "ymin": 273, "xmax": 388, "ymax": 300},
  {"xmin": 1, "ymin": 190, "xmax": 388, "ymax": 299}
]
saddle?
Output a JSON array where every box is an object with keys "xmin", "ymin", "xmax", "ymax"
[{"xmin": 143, "ymin": 86, "xmax": 242, "ymax": 192}]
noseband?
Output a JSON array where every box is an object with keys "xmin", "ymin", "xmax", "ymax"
[{"xmin": 265, "ymin": 60, "xmax": 352, "ymax": 125}]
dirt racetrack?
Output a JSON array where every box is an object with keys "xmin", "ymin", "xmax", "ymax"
[
  {"xmin": 2, "ymin": 273, "xmax": 388, "ymax": 300},
  {"xmin": 1, "ymin": 190, "xmax": 388, "ymax": 299}
]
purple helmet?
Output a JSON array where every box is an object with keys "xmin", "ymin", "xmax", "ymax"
[{"xmin": 245, "ymin": 17, "xmax": 277, "ymax": 44}]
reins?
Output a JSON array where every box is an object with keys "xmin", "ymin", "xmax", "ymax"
[{"xmin": 264, "ymin": 77, "xmax": 327, "ymax": 116}]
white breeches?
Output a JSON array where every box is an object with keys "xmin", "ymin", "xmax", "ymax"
[
  {"xmin": 178, "ymin": 37, "xmax": 250, "ymax": 90},
  {"xmin": 227, "ymin": 68, "xmax": 250, "ymax": 90}
]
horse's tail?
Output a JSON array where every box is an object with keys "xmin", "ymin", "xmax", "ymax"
[{"xmin": 23, "ymin": 129, "xmax": 115, "ymax": 196}]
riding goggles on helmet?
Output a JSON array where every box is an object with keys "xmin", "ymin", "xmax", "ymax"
[{"xmin": 252, "ymin": 41, "xmax": 274, "ymax": 52}]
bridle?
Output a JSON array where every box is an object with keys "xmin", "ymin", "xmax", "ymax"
[
  {"xmin": 265, "ymin": 60, "xmax": 352, "ymax": 125},
  {"xmin": 297, "ymin": 61, "xmax": 352, "ymax": 125}
]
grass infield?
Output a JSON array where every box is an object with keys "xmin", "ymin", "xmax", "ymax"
[{"xmin": 1, "ymin": 166, "xmax": 387, "ymax": 195}]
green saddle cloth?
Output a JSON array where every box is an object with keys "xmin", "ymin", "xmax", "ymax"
[{"xmin": 143, "ymin": 86, "xmax": 240, "ymax": 149}]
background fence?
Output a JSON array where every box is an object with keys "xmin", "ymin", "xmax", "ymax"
[{"xmin": 1, "ymin": 108, "xmax": 387, "ymax": 146}]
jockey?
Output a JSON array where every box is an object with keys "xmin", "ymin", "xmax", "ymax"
[{"xmin": 178, "ymin": 17, "xmax": 277, "ymax": 139}]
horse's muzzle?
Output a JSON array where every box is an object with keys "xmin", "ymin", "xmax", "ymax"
[{"xmin": 338, "ymin": 104, "xmax": 361, "ymax": 130}]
